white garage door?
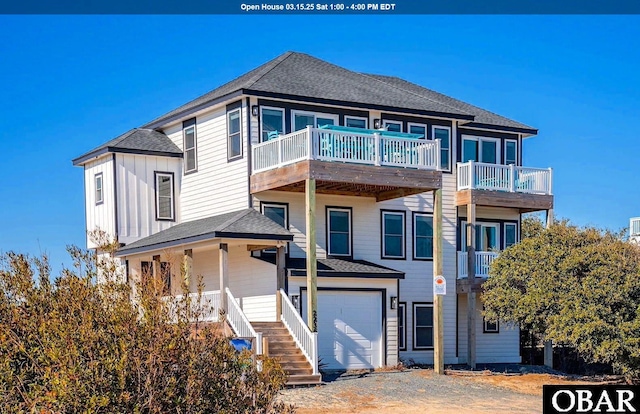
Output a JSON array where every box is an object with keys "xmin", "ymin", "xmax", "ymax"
[{"xmin": 302, "ymin": 290, "xmax": 382, "ymax": 370}]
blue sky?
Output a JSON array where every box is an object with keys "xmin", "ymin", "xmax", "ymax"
[{"xmin": 1, "ymin": 15, "xmax": 638, "ymax": 272}]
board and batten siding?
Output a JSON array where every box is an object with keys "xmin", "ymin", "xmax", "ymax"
[
  {"xmin": 84, "ymin": 155, "xmax": 116, "ymax": 249},
  {"xmin": 162, "ymin": 102, "xmax": 250, "ymax": 222},
  {"xmin": 114, "ymin": 153, "xmax": 182, "ymax": 246}
]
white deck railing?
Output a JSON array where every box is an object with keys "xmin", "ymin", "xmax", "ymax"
[
  {"xmin": 457, "ymin": 251, "xmax": 499, "ymax": 279},
  {"xmin": 225, "ymin": 288, "xmax": 263, "ymax": 355},
  {"xmin": 252, "ymin": 126, "xmax": 441, "ymax": 173},
  {"xmin": 457, "ymin": 161, "xmax": 552, "ymax": 195},
  {"xmin": 631, "ymin": 218, "xmax": 640, "ymax": 237},
  {"xmin": 163, "ymin": 290, "xmax": 221, "ymax": 322},
  {"xmin": 279, "ymin": 289, "xmax": 319, "ymax": 375}
]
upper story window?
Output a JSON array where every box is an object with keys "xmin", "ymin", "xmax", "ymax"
[
  {"xmin": 504, "ymin": 139, "xmax": 518, "ymax": 165},
  {"xmin": 408, "ymin": 123, "xmax": 427, "ymax": 138},
  {"xmin": 461, "ymin": 221, "xmax": 502, "ymax": 252},
  {"xmin": 345, "ymin": 116, "xmax": 368, "ymax": 129},
  {"xmin": 227, "ymin": 108, "xmax": 242, "ymax": 161},
  {"xmin": 155, "ymin": 172, "xmax": 175, "ymax": 221},
  {"xmin": 381, "ymin": 211, "xmax": 405, "ymax": 259},
  {"xmin": 383, "ymin": 120, "xmax": 402, "ymax": 132},
  {"xmin": 414, "ymin": 213, "xmax": 434, "ymax": 260},
  {"xmin": 504, "ymin": 222, "xmax": 518, "ymax": 249},
  {"xmin": 462, "ymin": 135, "xmax": 500, "ymax": 164},
  {"xmin": 94, "ymin": 173, "xmax": 103, "ymax": 205},
  {"xmin": 433, "ymin": 126, "xmax": 451, "ymax": 171},
  {"xmin": 261, "ymin": 107, "xmax": 285, "ymax": 142},
  {"xmin": 183, "ymin": 118, "xmax": 197, "ymax": 173},
  {"xmin": 292, "ymin": 110, "xmax": 338, "ymax": 131},
  {"xmin": 261, "ymin": 202, "xmax": 289, "ymax": 253},
  {"xmin": 327, "ymin": 207, "xmax": 351, "ymax": 257}
]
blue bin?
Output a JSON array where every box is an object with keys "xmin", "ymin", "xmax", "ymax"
[{"xmin": 230, "ymin": 338, "xmax": 253, "ymax": 352}]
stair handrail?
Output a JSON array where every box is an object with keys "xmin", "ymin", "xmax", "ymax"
[
  {"xmin": 279, "ymin": 289, "xmax": 319, "ymax": 375},
  {"xmin": 225, "ymin": 287, "xmax": 263, "ymax": 355}
]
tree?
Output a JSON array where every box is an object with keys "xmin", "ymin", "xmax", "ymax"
[
  {"xmin": 483, "ymin": 218, "xmax": 640, "ymax": 380},
  {"xmin": 0, "ymin": 243, "xmax": 295, "ymax": 413}
]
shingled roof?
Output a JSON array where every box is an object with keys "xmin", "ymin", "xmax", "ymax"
[
  {"xmin": 258, "ymin": 256, "xmax": 404, "ymax": 279},
  {"xmin": 116, "ymin": 209, "xmax": 293, "ymax": 256},
  {"xmin": 72, "ymin": 128, "xmax": 182, "ymax": 166}
]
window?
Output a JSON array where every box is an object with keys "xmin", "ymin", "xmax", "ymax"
[
  {"xmin": 504, "ymin": 223, "xmax": 518, "ymax": 249},
  {"xmin": 292, "ymin": 110, "xmax": 338, "ymax": 131},
  {"xmin": 505, "ymin": 139, "xmax": 518, "ymax": 165},
  {"xmin": 183, "ymin": 119, "xmax": 197, "ymax": 173},
  {"xmin": 413, "ymin": 304, "xmax": 434, "ymax": 349},
  {"xmin": 155, "ymin": 172, "xmax": 175, "ymax": 221},
  {"xmin": 407, "ymin": 123, "xmax": 427, "ymax": 138},
  {"xmin": 227, "ymin": 108, "xmax": 242, "ymax": 160},
  {"xmin": 433, "ymin": 126, "xmax": 451, "ymax": 171},
  {"xmin": 398, "ymin": 302, "xmax": 406, "ymax": 351},
  {"xmin": 141, "ymin": 261, "xmax": 153, "ymax": 279},
  {"xmin": 345, "ymin": 116, "xmax": 368, "ymax": 129},
  {"xmin": 94, "ymin": 173, "xmax": 103, "ymax": 205},
  {"xmin": 461, "ymin": 135, "xmax": 500, "ymax": 164},
  {"xmin": 413, "ymin": 213, "xmax": 433, "ymax": 260},
  {"xmin": 483, "ymin": 318, "xmax": 499, "ymax": 333},
  {"xmin": 142, "ymin": 259, "xmax": 171, "ymax": 294},
  {"xmin": 261, "ymin": 203, "xmax": 288, "ymax": 253},
  {"xmin": 383, "ymin": 120, "xmax": 402, "ymax": 132},
  {"xmin": 382, "ymin": 211, "xmax": 405, "ymax": 259},
  {"xmin": 461, "ymin": 221, "xmax": 500, "ymax": 251},
  {"xmin": 261, "ymin": 107, "xmax": 285, "ymax": 142},
  {"xmin": 327, "ymin": 207, "xmax": 351, "ymax": 256}
]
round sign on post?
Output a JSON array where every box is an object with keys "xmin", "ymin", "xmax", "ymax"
[{"xmin": 434, "ymin": 275, "xmax": 446, "ymax": 295}]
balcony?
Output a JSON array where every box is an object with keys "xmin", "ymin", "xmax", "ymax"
[
  {"xmin": 457, "ymin": 251, "xmax": 499, "ymax": 279},
  {"xmin": 250, "ymin": 126, "xmax": 442, "ymax": 201},
  {"xmin": 455, "ymin": 161, "xmax": 554, "ymax": 212}
]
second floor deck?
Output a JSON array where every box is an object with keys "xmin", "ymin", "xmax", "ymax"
[{"xmin": 250, "ymin": 126, "xmax": 442, "ymax": 201}]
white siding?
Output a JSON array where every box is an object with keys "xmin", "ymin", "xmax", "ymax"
[
  {"xmin": 457, "ymin": 294, "xmax": 521, "ymax": 364},
  {"xmin": 163, "ymin": 102, "xmax": 250, "ymax": 222},
  {"xmin": 84, "ymin": 155, "xmax": 116, "ymax": 249},
  {"xmin": 115, "ymin": 153, "xmax": 182, "ymax": 246}
]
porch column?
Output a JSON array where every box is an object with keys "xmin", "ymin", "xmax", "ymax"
[
  {"xmin": 183, "ymin": 249, "xmax": 193, "ymax": 292},
  {"xmin": 544, "ymin": 209, "xmax": 554, "ymax": 368},
  {"xmin": 306, "ymin": 178, "xmax": 318, "ymax": 332},
  {"xmin": 275, "ymin": 245, "xmax": 286, "ymax": 322},
  {"xmin": 219, "ymin": 243, "xmax": 229, "ymax": 312},
  {"xmin": 466, "ymin": 203, "xmax": 477, "ymax": 369},
  {"xmin": 433, "ymin": 188, "xmax": 444, "ymax": 375},
  {"xmin": 152, "ymin": 254, "xmax": 161, "ymax": 292}
]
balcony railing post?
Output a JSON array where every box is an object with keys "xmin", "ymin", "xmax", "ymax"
[
  {"xmin": 373, "ymin": 133, "xmax": 381, "ymax": 166},
  {"xmin": 306, "ymin": 126, "xmax": 313, "ymax": 160},
  {"xmin": 277, "ymin": 138, "xmax": 283, "ymax": 168},
  {"xmin": 435, "ymin": 139, "xmax": 441, "ymax": 170},
  {"xmin": 468, "ymin": 160, "xmax": 475, "ymax": 190},
  {"xmin": 509, "ymin": 164, "xmax": 515, "ymax": 192},
  {"xmin": 548, "ymin": 167, "xmax": 553, "ymax": 195}
]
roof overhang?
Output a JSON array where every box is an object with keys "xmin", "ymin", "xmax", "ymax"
[
  {"xmin": 72, "ymin": 146, "xmax": 183, "ymax": 166},
  {"xmin": 458, "ymin": 121, "xmax": 538, "ymax": 136}
]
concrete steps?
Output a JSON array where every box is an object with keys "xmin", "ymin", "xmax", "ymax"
[{"xmin": 251, "ymin": 321, "xmax": 321, "ymax": 386}]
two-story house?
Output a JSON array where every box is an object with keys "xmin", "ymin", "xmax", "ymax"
[{"xmin": 73, "ymin": 52, "xmax": 553, "ymax": 384}]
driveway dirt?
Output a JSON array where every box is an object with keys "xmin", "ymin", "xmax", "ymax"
[{"xmin": 279, "ymin": 367, "xmax": 616, "ymax": 413}]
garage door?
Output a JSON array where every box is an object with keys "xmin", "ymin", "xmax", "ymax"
[{"xmin": 302, "ymin": 290, "xmax": 382, "ymax": 370}]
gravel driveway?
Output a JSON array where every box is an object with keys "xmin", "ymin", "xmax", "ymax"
[{"xmin": 279, "ymin": 369, "xmax": 541, "ymax": 413}]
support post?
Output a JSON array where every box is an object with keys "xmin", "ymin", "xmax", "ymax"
[
  {"xmin": 219, "ymin": 243, "xmax": 229, "ymax": 312},
  {"xmin": 276, "ymin": 245, "xmax": 286, "ymax": 321},
  {"xmin": 183, "ymin": 249, "xmax": 193, "ymax": 292},
  {"xmin": 466, "ymin": 203, "xmax": 477, "ymax": 369},
  {"xmin": 433, "ymin": 188, "xmax": 444, "ymax": 374},
  {"xmin": 544, "ymin": 209, "xmax": 554, "ymax": 368},
  {"xmin": 546, "ymin": 209, "xmax": 554, "ymax": 229},
  {"xmin": 152, "ymin": 254, "xmax": 161, "ymax": 292},
  {"xmin": 306, "ymin": 178, "xmax": 318, "ymax": 332}
]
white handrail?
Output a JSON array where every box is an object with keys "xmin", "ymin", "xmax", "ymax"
[
  {"xmin": 279, "ymin": 289, "xmax": 318, "ymax": 375},
  {"xmin": 457, "ymin": 251, "xmax": 499, "ymax": 279},
  {"xmin": 163, "ymin": 290, "xmax": 221, "ymax": 322},
  {"xmin": 457, "ymin": 161, "xmax": 552, "ymax": 195},
  {"xmin": 225, "ymin": 288, "xmax": 263, "ymax": 355}
]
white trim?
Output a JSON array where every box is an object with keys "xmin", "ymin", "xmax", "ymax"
[
  {"xmin": 461, "ymin": 134, "xmax": 501, "ymax": 164},
  {"xmin": 155, "ymin": 172, "xmax": 175, "ymax": 221},
  {"xmin": 504, "ymin": 222, "xmax": 519, "ymax": 249},
  {"xmin": 94, "ymin": 173, "xmax": 103, "ymax": 205},
  {"xmin": 413, "ymin": 303, "xmax": 434, "ymax": 350},
  {"xmin": 291, "ymin": 109, "xmax": 339, "ymax": 131},
  {"xmin": 381, "ymin": 211, "xmax": 405, "ymax": 259},
  {"xmin": 259, "ymin": 105, "xmax": 285, "ymax": 142},
  {"xmin": 344, "ymin": 115, "xmax": 369, "ymax": 129},
  {"xmin": 432, "ymin": 125, "xmax": 451, "ymax": 171},
  {"xmin": 483, "ymin": 318, "xmax": 499, "ymax": 333},
  {"xmin": 227, "ymin": 108, "xmax": 243, "ymax": 161},
  {"xmin": 407, "ymin": 122, "xmax": 428, "ymax": 139},
  {"xmin": 504, "ymin": 139, "xmax": 518, "ymax": 165},
  {"xmin": 383, "ymin": 120, "xmax": 402, "ymax": 132},
  {"xmin": 413, "ymin": 212, "xmax": 434, "ymax": 260},
  {"xmin": 327, "ymin": 207, "xmax": 352, "ymax": 257},
  {"xmin": 183, "ymin": 124, "xmax": 197, "ymax": 173}
]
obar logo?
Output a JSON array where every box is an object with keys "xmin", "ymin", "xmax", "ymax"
[{"xmin": 543, "ymin": 385, "xmax": 640, "ymax": 413}]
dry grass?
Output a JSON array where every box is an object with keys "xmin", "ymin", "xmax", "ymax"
[{"xmin": 461, "ymin": 373, "xmax": 613, "ymax": 396}]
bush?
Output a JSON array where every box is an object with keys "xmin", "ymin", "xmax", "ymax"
[{"xmin": 0, "ymin": 246, "xmax": 294, "ymax": 413}]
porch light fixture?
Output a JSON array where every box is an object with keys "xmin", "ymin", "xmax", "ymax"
[
  {"xmin": 251, "ymin": 105, "xmax": 259, "ymax": 117},
  {"xmin": 373, "ymin": 118, "xmax": 381, "ymax": 129},
  {"xmin": 390, "ymin": 296, "xmax": 398, "ymax": 309},
  {"xmin": 291, "ymin": 295, "xmax": 300, "ymax": 311}
]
